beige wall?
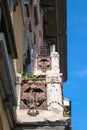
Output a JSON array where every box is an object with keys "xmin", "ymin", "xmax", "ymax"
[
  {"xmin": 0, "ymin": 95, "xmax": 10, "ymax": 130},
  {"xmin": 12, "ymin": 1, "xmax": 25, "ymax": 73},
  {"xmin": 0, "ymin": 115, "xmax": 3, "ymax": 130}
]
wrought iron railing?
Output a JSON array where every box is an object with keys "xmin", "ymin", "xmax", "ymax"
[{"xmin": 38, "ymin": 46, "xmax": 50, "ymax": 56}]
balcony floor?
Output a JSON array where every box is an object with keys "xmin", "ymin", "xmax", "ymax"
[{"xmin": 16, "ymin": 109, "xmax": 70, "ymax": 124}]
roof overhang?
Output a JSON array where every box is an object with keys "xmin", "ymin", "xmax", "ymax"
[{"xmin": 0, "ymin": 33, "xmax": 17, "ymax": 106}]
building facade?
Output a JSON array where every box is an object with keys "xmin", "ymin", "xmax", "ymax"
[{"xmin": 0, "ymin": 0, "xmax": 71, "ymax": 130}]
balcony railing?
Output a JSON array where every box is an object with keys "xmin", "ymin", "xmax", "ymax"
[{"xmin": 38, "ymin": 46, "xmax": 50, "ymax": 56}]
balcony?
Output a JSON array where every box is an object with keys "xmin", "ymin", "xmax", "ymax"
[{"xmin": 38, "ymin": 46, "xmax": 50, "ymax": 56}]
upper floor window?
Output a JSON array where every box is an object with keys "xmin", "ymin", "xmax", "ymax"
[{"xmin": 24, "ymin": 3, "xmax": 29, "ymax": 17}]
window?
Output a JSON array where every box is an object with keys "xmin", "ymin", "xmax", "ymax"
[{"xmin": 24, "ymin": 3, "xmax": 29, "ymax": 17}]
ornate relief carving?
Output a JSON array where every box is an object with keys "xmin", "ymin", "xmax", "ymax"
[
  {"xmin": 37, "ymin": 57, "xmax": 51, "ymax": 72},
  {"xmin": 20, "ymin": 79, "xmax": 47, "ymax": 112},
  {"xmin": 46, "ymin": 72, "xmax": 62, "ymax": 83}
]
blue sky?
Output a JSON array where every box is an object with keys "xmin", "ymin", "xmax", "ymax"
[{"xmin": 64, "ymin": 0, "xmax": 87, "ymax": 130}]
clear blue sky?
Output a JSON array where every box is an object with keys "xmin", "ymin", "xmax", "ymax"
[{"xmin": 64, "ymin": 0, "xmax": 87, "ymax": 130}]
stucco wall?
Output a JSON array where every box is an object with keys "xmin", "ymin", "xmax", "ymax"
[
  {"xmin": 12, "ymin": 1, "xmax": 24, "ymax": 73},
  {"xmin": 0, "ymin": 95, "xmax": 10, "ymax": 130}
]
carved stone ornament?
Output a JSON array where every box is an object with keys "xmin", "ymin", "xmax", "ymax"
[
  {"xmin": 51, "ymin": 52, "xmax": 60, "ymax": 71},
  {"xmin": 37, "ymin": 57, "xmax": 51, "ymax": 72},
  {"xmin": 46, "ymin": 72, "xmax": 62, "ymax": 84},
  {"xmin": 51, "ymin": 52, "xmax": 59, "ymax": 58},
  {"xmin": 20, "ymin": 79, "xmax": 47, "ymax": 112}
]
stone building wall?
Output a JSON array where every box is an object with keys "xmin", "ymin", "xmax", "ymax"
[
  {"xmin": 0, "ymin": 0, "xmax": 71, "ymax": 130},
  {"xmin": 12, "ymin": 1, "xmax": 25, "ymax": 73},
  {"xmin": 0, "ymin": 95, "xmax": 10, "ymax": 130}
]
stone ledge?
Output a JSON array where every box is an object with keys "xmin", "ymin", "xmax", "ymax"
[
  {"xmin": 13, "ymin": 118, "xmax": 71, "ymax": 130},
  {"xmin": 16, "ymin": 109, "xmax": 70, "ymax": 124}
]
